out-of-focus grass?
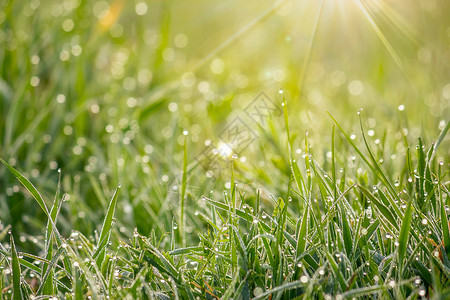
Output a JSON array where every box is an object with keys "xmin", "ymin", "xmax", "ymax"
[{"xmin": 0, "ymin": 0, "xmax": 449, "ymax": 297}]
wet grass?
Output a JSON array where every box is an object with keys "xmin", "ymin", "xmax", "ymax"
[{"xmin": 0, "ymin": 0, "xmax": 450, "ymax": 298}]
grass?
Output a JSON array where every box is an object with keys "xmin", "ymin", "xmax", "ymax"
[
  {"xmin": 0, "ymin": 0, "xmax": 450, "ymax": 299},
  {"xmin": 0, "ymin": 115, "xmax": 448, "ymax": 299}
]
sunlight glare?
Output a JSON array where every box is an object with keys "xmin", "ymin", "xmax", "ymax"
[{"xmin": 217, "ymin": 142, "xmax": 233, "ymax": 158}]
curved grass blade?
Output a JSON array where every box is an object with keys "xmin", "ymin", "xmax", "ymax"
[
  {"xmin": 1, "ymin": 158, "xmax": 72, "ymax": 277},
  {"xmin": 429, "ymin": 120, "xmax": 449, "ymax": 162},
  {"xmin": 1, "ymin": 158, "xmax": 49, "ymax": 217},
  {"xmin": 341, "ymin": 285, "xmax": 385, "ymax": 298},
  {"xmin": 93, "ymin": 185, "xmax": 121, "ymax": 263},
  {"xmin": 357, "ymin": 110, "xmax": 398, "ymax": 201},
  {"xmin": 252, "ymin": 280, "xmax": 308, "ymax": 300}
]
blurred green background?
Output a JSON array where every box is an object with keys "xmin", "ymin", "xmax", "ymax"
[{"xmin": 0, "ymin": 0, "xmax": 449, "ymax": 245}]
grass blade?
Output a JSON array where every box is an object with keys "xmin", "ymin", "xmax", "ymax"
[
  {"xmin": 93, "ymin": 185, "xmax": 121, "ymax": 263},
  {"xmin": 180, "ymin": 131, "xmax": 188, "ymax": 247},
  {"xmin": 429, "ymin": 120, "xmax": 449, "ymax": 162},
  {"xmin": 10, "ymin": 234, "xmax": 23, "ymax": 300},
  {"xmin": 398, "ymin": 199, "xmax": 413, "ymax": 273},
  {"xmin": 325, "ymin": 250, "xmax": 347, "ymax": 291},
  {"xmin": 1, "ymin": 158, "xmax": 50, "ymax": 217},
  {"xmin": 441, "ymin": 187, "xmax": 450, "ymax": 259},
  {"xmin": 296, "ymin": 206, "xmax": 309, "ymax": 257}
]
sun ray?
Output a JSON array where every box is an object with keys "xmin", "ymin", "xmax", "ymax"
[
  {"xmin": 353, "ymin": 0, "xmax": 416, "ymax": 91},
  {"xmin": 296, "ymin": 0, "xmax": 325, "ymax": 97},
  {"xmin": 370, "ymin": 0, "xmax": 420, "ymax": 46}
]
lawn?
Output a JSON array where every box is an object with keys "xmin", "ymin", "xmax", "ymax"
[{"xmin": 0, "ymin": 0, "xmax": 449, "ymax": 298}]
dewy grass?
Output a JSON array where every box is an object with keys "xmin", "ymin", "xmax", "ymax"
[
  {"xmin": 1, "ymin": 116, "xmax": 448, "ymax": 299},
  {"xmin": 1, "ymin": 0, "xmax": 449, "ymax": 298}
]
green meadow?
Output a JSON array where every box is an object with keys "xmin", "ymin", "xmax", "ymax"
[{"xmin": 0, "ymin": 0, "xmax": 449, "ymax": 298}]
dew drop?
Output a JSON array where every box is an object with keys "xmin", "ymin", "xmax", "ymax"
[
  {"xmin": 388, "ymin": 280, "xmax": 396, "ymax": 288},
  {"xmin": 300, "ymin": 275, "xmax": 308, "ymax": 283},
  {"xmin": 253, "ymin": 287, "xmax": 263, "ymax": 296}
]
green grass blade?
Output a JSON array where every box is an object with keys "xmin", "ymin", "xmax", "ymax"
[
  {"xmin": 357, "ymin": 113, "xmax": 398, "ymax": 201},
  {"xmin": 10, "ymin": 234, "xmax": 23, "ymax": 300},
  {"xmin": 252, "ymin": 280, "xmax": 307, "ymax": 300},
  {"xmin": 429, "ymin": 120, "xmax": 449, "ymax": 162},
  {"xmin": 93, "ymin": 185, "xmax": 121, "ymax": 262},
  {"xmin": 441, "ymin": 189, "xmax": 450, "ymax": 258},
  {"xmin": 42, "ymin": 171, "xmax": 63, "ymax": 295},
  {"xmin": 398, "ymin": 199, "xmax": 413, "ymax": 273},
  {"xmin": 325, "ymin": 250, "xmax": 347, "ymax": 291},
  {"xmin": 296, "ymin": 206, "xmax": 309, "ymax": 257},
  {"xmin": 357, "ymin": 219, "xmax": 380, "ymax": 248},
  {"xmin": 0, "ymin": 157, "xmax": 69, "ymax": 275},
  {"xmin": 340, "ymin": 204, "xmax": 353, "ymax": 257},
  {"xmin": 341, "ymin": 285, "xmax": 385, "ymax": 298},
  {"xmin": 221, "ymin": 269, "xmax": 240, "ymax": 300},
  {"xmin": 180, "ymin": 132, "xmax": 188, "ymax": 247},
  {"xmin": 358, "ymin": 185, "xmax": 399, "ymax": 231},
  {"xmin": 1, "ymin": 158, "xmax": 50, "ymax": 217},
  {"xmin": 282, "ymin": 91, "xmax": 306, "ymax": 197},
  {"xmin": 36, "ymin": 247, "xmax": 65, "ymax": 295}
]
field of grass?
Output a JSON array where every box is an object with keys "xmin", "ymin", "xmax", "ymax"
[{"xmin": 0, "ymin": 0, "xmax": 449, "ymax": 298}]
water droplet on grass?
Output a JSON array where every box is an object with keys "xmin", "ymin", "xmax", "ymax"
[
  {"xmin": 300, "ymin": 275, "xmax": 308, "ymax": 283},
  {"xmin": 388, "ymin": 280, "xmax": 396, "ymax": 288}
]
